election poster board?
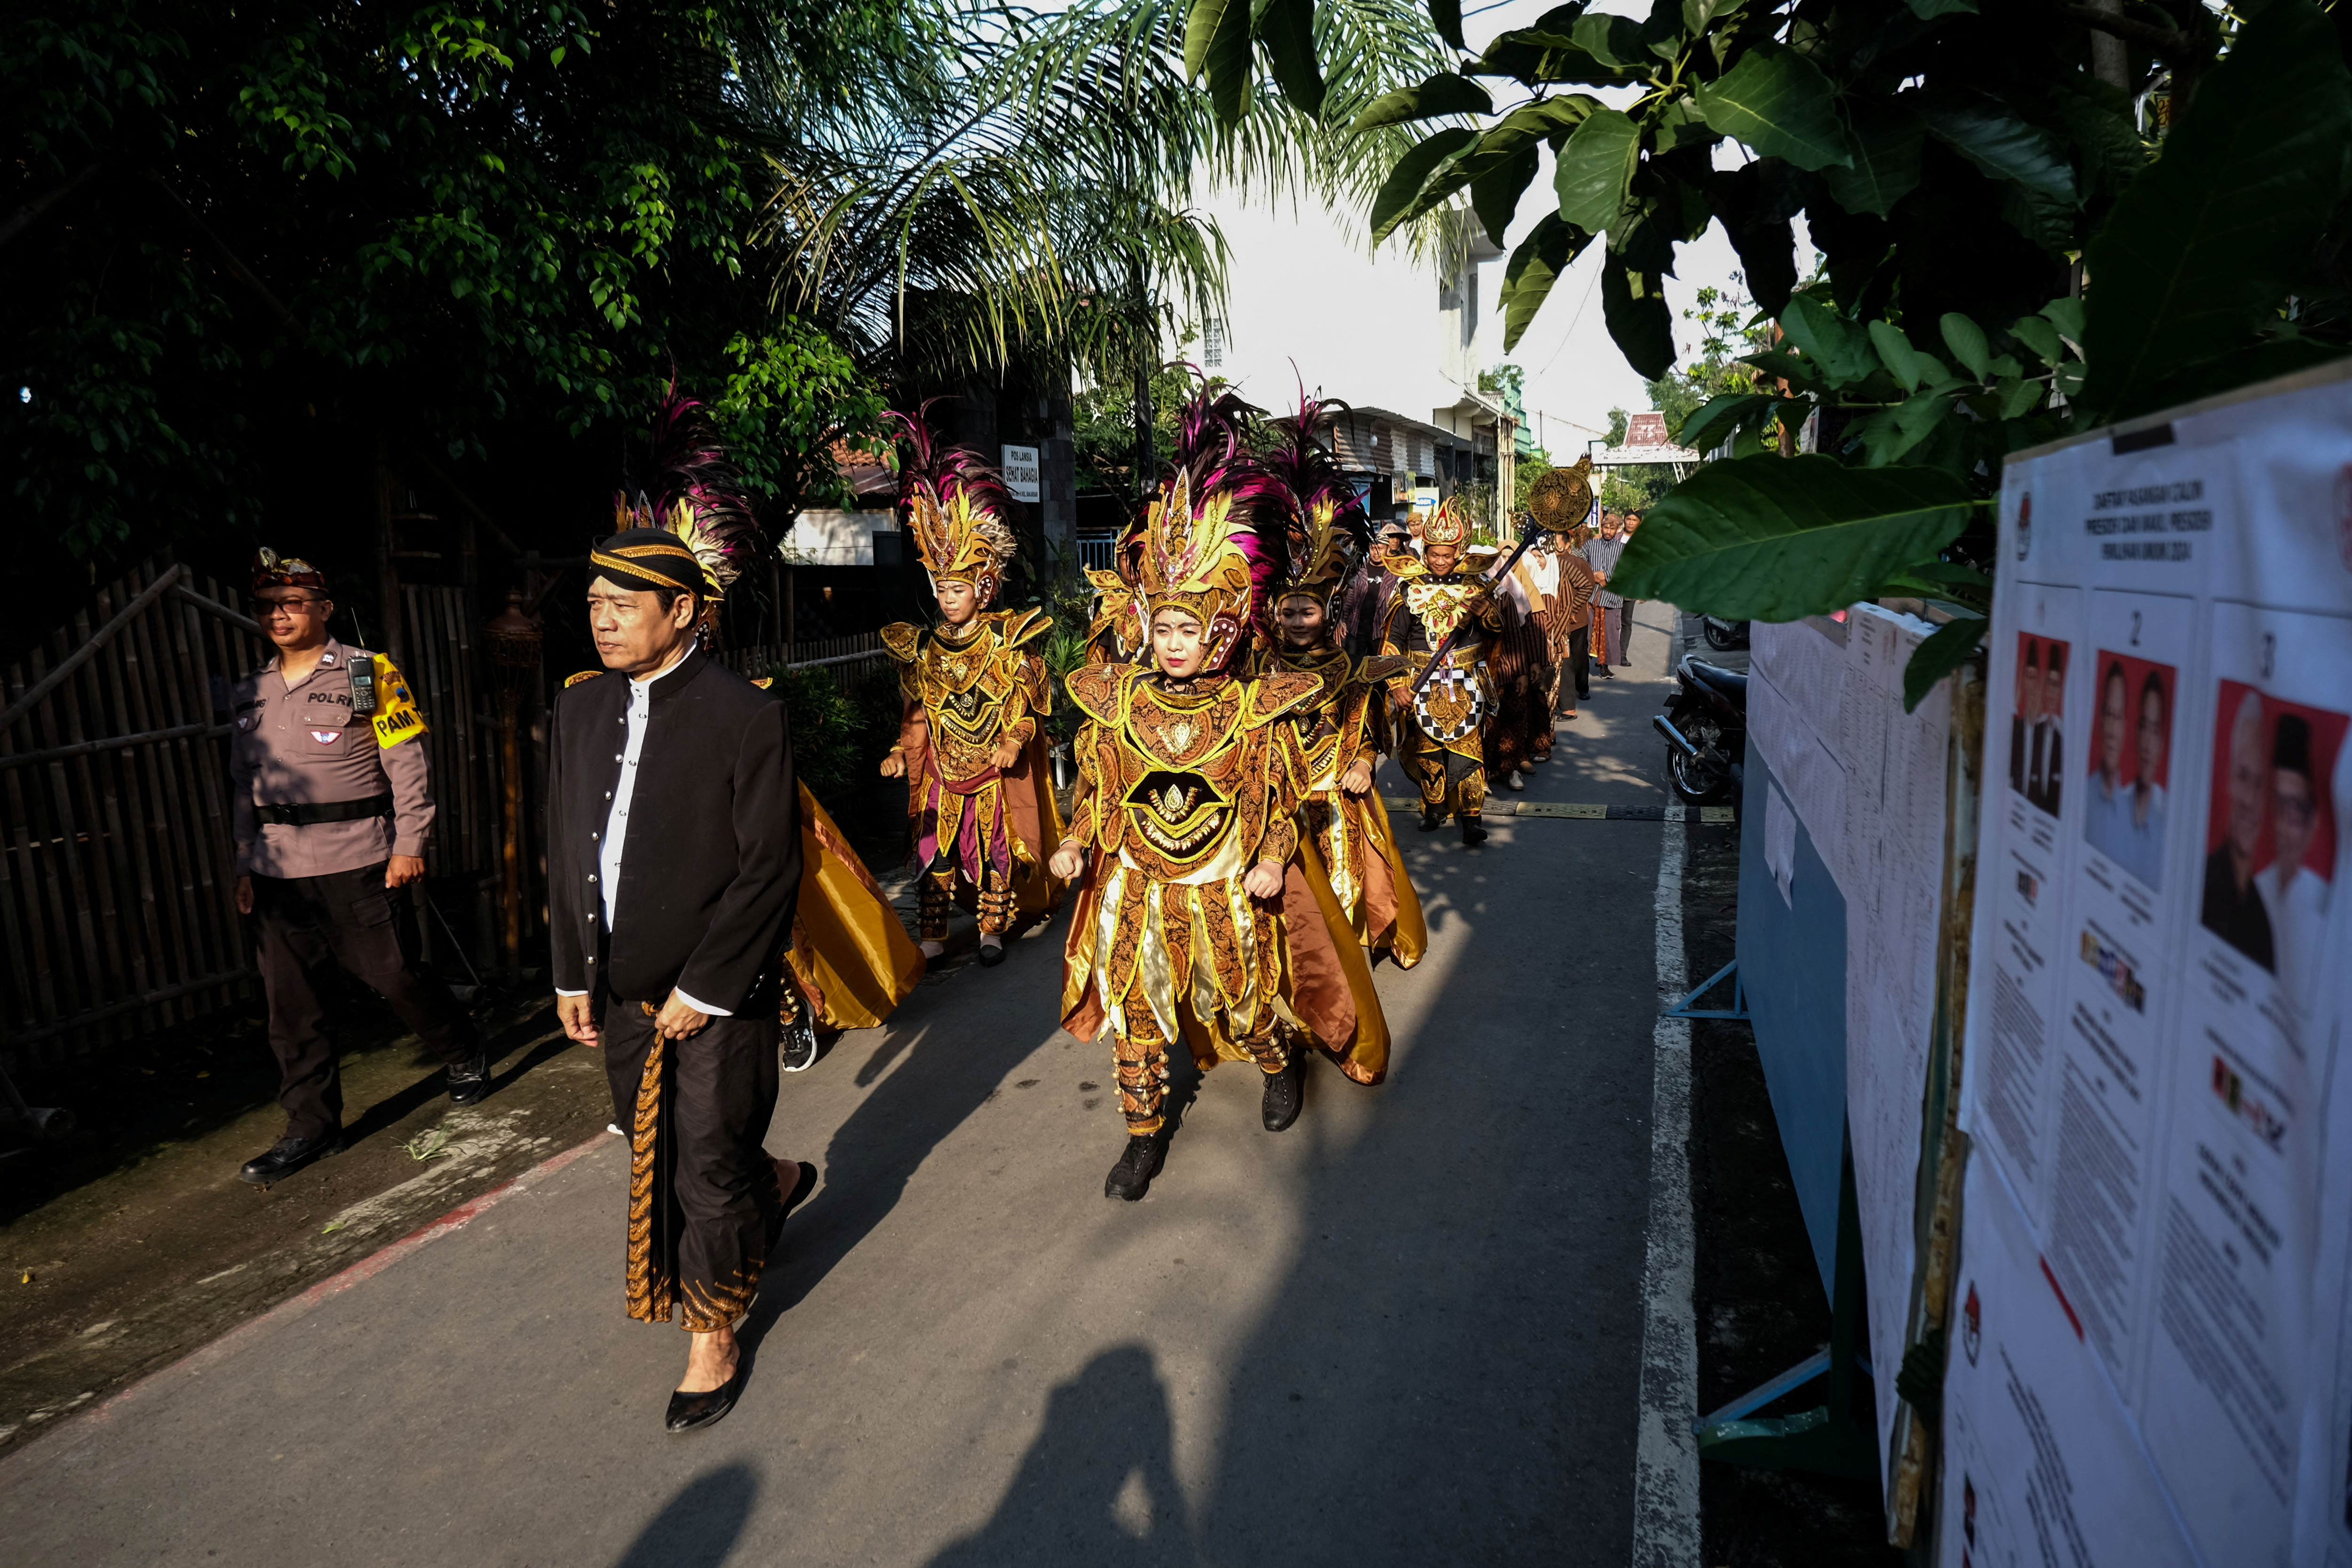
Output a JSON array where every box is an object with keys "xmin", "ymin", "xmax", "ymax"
[
  {"xmin": 1747, "ymin": 604, "xmax": 1957, "ymax": 1512},
  {"xmin": 1958, "ymin": 362, "xmax": 2352, "ymax": 1567}
]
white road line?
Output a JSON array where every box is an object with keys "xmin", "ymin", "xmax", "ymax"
[{"xmin": 1631, "ymin": 812, "xmax": 1701, "ymax": 1567}]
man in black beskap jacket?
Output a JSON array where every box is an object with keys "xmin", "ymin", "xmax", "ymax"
[{"xmin": 549, "ymin": 520, "xmax": 808, "ymax": 1436}]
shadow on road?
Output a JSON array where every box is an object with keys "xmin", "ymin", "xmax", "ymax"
[
  {"xmin": 926, "ymin": 1345, "xmax": 1194, "ymax": 1567},
  {"xmin": 609, "ymin": 1461, "xmax": 759, "ymax": 1568}
]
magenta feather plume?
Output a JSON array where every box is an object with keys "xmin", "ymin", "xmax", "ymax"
[{"xmin": 632, "ymin": 381, "xmax": 763, "ymax": 591}]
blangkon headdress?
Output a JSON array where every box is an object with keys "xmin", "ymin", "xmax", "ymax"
[{"xmin": 596, "ymin": 385, "xmax": 763, "ymax": 621}]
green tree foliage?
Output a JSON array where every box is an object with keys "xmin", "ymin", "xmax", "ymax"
[
  {"xmin": 1222, "ymin": 0, "xmax": 2352, "ymax": 706},
  {"xmin": 4, "ymin": 0, "xmax": 915, "ymax": 561}
]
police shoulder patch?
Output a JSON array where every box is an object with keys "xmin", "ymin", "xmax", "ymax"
[{"xmin": 368, "ymin": 654, "xmax": 429, "ymax": 749}]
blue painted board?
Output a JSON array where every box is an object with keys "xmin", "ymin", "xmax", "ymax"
[{"xmin": 1735, "ymin": 748, "xmax": 1849, "ymax": 1300}]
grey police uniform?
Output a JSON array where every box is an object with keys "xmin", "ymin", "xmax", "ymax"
[{"xmin": 230, "ymin": 638, "xmax": 477, "ymax": 1142}]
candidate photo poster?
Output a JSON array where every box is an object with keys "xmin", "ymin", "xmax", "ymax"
[
  {"xmin": 2082, "ymin": 649, "xmax": 2178, "ymax": 894},
  {"xmin": 2009, "ymin": 630, "xmax": 2072, "ymax": 820},
  {"xmin": 2198, "ymin": 679, "xmax": 2347, "ymax": 1017},
  {"xmin": 2137, "ymin": 602, "xmax": 2352, "ymax": 1563}
]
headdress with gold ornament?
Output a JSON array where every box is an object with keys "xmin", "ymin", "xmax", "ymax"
[
  {"xmin": 1134, "ymin": 381, "xmax": 1278, "ymax": 673},
  {"xmin": 1422, "ymin": 492, "xmax": 1474, "ymax": 549},
  {"xmin": 252, "ymin": 548, "xmax": 328, "ymax": 595},
  {"xmin": 1525, "ymin": 455, "xmax": 1597, "ymax": 539},
  {"xmin": 1260, "ymin": 392, "xmax": 1370, "ymax": 623},
  {"xmin": 594, "ymin": 384, "xmax": 764, "ymax": 626},
  {"xmin": 889, "ymin": 401, "xmax": 1019, "ymax": 602}
]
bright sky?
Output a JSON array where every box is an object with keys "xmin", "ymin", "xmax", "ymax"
[{"xmin": 1205, "ymin": 0, "xmax": 1818, "ymax": 452}]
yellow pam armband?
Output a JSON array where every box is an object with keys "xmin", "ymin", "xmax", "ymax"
[{"xmin": 369, "ymin": 655, "xmax": 429, "ymax": 748}]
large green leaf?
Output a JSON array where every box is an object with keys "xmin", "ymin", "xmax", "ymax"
[
  {"xmin": 1824, "ymin": 98, "xmax": 1923, "ymax": 217},
  {"xmin": 1185, "ymin": 0, "xmax": 1255, "ymax": 123},
  {"xmin": 1602, "ymin": 256, "xmax": 1674, "ymax": 378},
  {"xmin": 1489, "ymin": 92, "xmax": 1601, "ymax": 147},
  {"xmin": 1706, "ymin": 160, "xmax": 1799, "ymax": 312},
  {"xmin": 1370, "ymin": 127, "xmax": 1480, "ymax": 242},
  {"xmin": 1610, "ymin": 455, "xmax": 1978, "ymax": 619},
  {"xmin": 1902, "ymin": 615, "xmax": 1985, "ymax": 713},
  {"xmin": 1474, "ymin": 31, "xmax": 1639, "ymax": 88},
  {"xmin": 1553, "ymin": 109, "xmax": 1642, "ymax": 234},
  {"xmin": 1571, "ymin": 12, "xmax": 1649, "ymax": 68},
  {"xmin": 1471, "ymin": 145, "xmax": 1541, "ymax": 247},
  {"xmin": 1429, "ymin": 0, "xmax": 1465, "ymax": 50},
  {"xmin": 2082, "ymin": 0, "xmax": 2352, "ymax": 420},
  {"xmin": 1349, "ymin": 72, "xmax": 1496, "ymax": 135},
  {"xmin": 1692, "ymin": 43, "xmax": 1851, "ymax": 171},
  {"xmin": 1916, "ymin": 91, "xmax": 2075, "ymax": 199},
  {"xmin": 1252, "ymin": 0, "xmax": 1324, "ymax": 120},
  {"xmin": 1500, "ymin": 214, "xmax": 1596, "ymax": 350},
  {"xmin": 1905, "ymin": 0, "xmax": 1975, "ymax": 15},
  {"xmin": 1867, "ymin": 319, "xmax": 1926, "ymax": 390},
  {"xmin": 1676, "ymin": 391, "xmax": 1776, "ymax": 453},
  {"xmin": 1777, "ymin": 294, "xmax": 1878, "ymax": 386}
]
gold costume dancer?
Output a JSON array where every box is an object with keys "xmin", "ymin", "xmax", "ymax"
[
  {"xmin": 1051, "ymin": 390, "xmax": 1388, "ymax": 1201},
  {"xmin": 1256, "ymin": 395, "xmax": 1426, "ymax": 970},
  {"xmin": 1380, "ymin": 496, "xmax": 1504, "ymax": 845},
  {"xmin": 877, "ymin": 408, "xmax": 1065, "ymax": 967}
]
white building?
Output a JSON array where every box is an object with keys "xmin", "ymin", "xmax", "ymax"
[{"xmin": 1200, "ymin": 200, "xmax": 1516, "ymax": 533}]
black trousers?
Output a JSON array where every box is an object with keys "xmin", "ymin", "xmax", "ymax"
[
  {"xmin": 1562, "ymin": 626, "xmax": 1591, "ymax": 704},
  {"xmin": 253, "ymin": 864, "xmax": 476, "ymax": 1141},
  {"xmin": 600, "ymin": 997, "xmax": 783, "ymax": 1331}
]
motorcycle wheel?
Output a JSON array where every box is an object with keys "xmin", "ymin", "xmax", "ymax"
[
  {"xmin": 1703, "ymin": 618, "xmax": 1748, "ymax": 651},
  {"xmin": 1665, "ymin": 702, "xmax": 1735, "ymax": 806}
]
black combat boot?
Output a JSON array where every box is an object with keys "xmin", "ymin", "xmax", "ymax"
[
  {"xmin": 1260, "ymin": 1058, "xmax": 1303, "ymax": 1132},
  {"xmin": 1461, "ymin": 814, "xmax": 1488, "ymax": 846},
  {"xmin": 1104, "ymin": 1131, "xmax": 1166, "ymax": 1201}
]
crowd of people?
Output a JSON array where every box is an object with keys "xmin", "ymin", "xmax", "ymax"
[{"xmin": 223, "ymin": 382, "xmax": 1649, "ymax": 1434}]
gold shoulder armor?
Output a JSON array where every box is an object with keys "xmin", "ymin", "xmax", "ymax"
[
  {"xmin": 1354, "ymin": 654, "xmax": 1407, "ymax": 685},
  {"xmin": 995, "ymin": 606, "xmax": 1052, "ymax": 648},
  {"xmin": 1384, "ymin": 556, "xmax": 1430, "ymax": 584},
  {"xmin": 1244, "ymin": 670, "xmax": 1321, "ymax": 726},
  {"xmin": 1065, "ymin": 663, "xmax": 1133, "ymax": 724},
  {"xmin": 563, "ymin": 669, "xmax": 607, "ymax": 689},
  {"xmin": 879, "ymin": 623, "xmax": 923, "ymax": 663}
]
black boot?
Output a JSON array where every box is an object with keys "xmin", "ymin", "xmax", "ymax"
[
  {"xmin": 238, "ymin": 1130, "xmax": 341, "ymax": 1186},
  {"xmin": 1418, "ymin": 805, "xmax": 1445, "ymax": 832},
  {"xmin": 445, "ymin": 1043, "xmax": 493, "ymax": 1106},
  {"xmin": 1104, "ymin": 1131, "xmax": 1166, "ymax": 1201},
  {"xmin": 1260, "ymin": 1059, "xmax": 1303, "ymax": 1132},
  {"xmin": 1461, "ymin": 815, "xmax": 1488, "ymax": 846}
]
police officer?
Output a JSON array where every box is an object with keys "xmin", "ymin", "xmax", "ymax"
[{"xmin": 230, "ymin": 549, "xmax": 488, "ymax": 1184}]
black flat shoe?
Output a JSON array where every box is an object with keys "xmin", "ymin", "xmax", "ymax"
[
  {"xmin": 445, "ymin": 1047, "xmax": 493, "ymax": 1106},
  {"xmin": 665, "ymin": 1367, "xmax": 747, "ymax": 1434},
  {"xmin": 1261, "ymin": 1059, "xmax": 1303, "ymax": 1132},
  {"xmin": 238, "ymin": 1131, "xmax": 341, "ymax": 1186},
  {"xmin": 976, "ymin": 941, "xmax": 1008, "ymax": 967},
  {"xmin": 1104, "ymin": 1132, "xmax": 1165, "ymax": 1201}
]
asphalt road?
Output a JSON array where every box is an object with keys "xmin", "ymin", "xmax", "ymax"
[{"xmin": 0, "ymin": 606, "xmax": 1690, "ymax": 1568}]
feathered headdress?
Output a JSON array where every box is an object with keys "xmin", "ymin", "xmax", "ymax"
[
  {"xmin": 890, "ymin": 401, "xmax": 1019, "ymax": 600},
  {"xmin": 1259, "ymin": 393, "xmax": 1369, "ymax": 617},
  {"xmin": 598, "ymin": 383, "xmax": 763, "ymax": 617},
  {"xmin": 1135, "ymin": 381, "xmax": 1277, "ymax": 672}
]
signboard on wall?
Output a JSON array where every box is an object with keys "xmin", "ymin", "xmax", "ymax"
[
  {"xmin": 1956, "ymin": 362, "xmax": 2352, "ymax": 1568},
  {"xmin": 1001, "ymin": 444, "xmax": 1040, "ymax": 502}
]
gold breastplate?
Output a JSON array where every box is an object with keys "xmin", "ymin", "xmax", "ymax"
[
  {"xmin": 918, "ymin": 629, "xmax": 1010, "ymax": 779},
  {"xmin": 1113, "ymin": 681, "xmax": 1250, "ymax": 878}
]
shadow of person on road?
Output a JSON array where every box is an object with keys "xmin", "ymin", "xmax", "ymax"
[
  {"xmin": 609, "ymin": 1461, "xmax": 759, "ymax": 1568},
  {"xmin": 926, "ymin": 1345, "xmax": 1196, "ymax": 1568},
  {"xmin": 753, "ymin": 923, "xmax": 1076, "ymax": 1316}
]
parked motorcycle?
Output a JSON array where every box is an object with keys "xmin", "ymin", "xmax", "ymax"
[
  {"xmin": 1701, "ymin": 614, "xmax": 1750, "ymax": 651},
  {"xmin": 1654, "ymin": 654, "xmax": 1748, "ymax": 806}
]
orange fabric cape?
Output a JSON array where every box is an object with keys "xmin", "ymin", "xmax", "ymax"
[{"xmin": 787, "ymin": 782, "xmax": 925, "ymax": 1031}]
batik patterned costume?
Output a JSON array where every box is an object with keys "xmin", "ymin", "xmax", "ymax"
[
  {"xmin": 880, "ymin": 414, "xmax": 1065, "ymax": 944},
  {"xmin": 1060, "ymin": 394, "xmax": 1388, "ymax": 1139},
  {"xmin": 1380, "ymin": 500, "xmax": 1504, "ymax": 826},
  {"xmin": 1255, "ymin": 396, "xmax": 1426, "ymax": 970}
]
